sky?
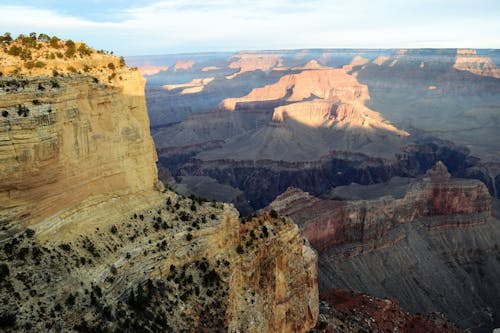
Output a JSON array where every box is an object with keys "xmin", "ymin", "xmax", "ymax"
[{"xmin": 0, "ymin": 0, "xmax": 499, "ymax": 56}]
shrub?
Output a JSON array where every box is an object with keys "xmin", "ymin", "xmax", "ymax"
[
  {"xmin": 269, "ymin": 209, "xmax": 278, "ymax": 218},
  {"xmin": 24, "ymin": 61, "xmax": 35, "ymax": 69},
  {"xmin": 77, "ymin": 43, "xmax": 93, "ymax": 56},
  {"xmin": 0, "ymin": 263, "xmax": 10, "ymax": 281},
  {"xmin": 110, "ymin": 225, "xmax": 118, "ymax": 234},
  {"xmin": 35, "ymin": 61, "xmax": 46, "ymax": 68},
  {"xmin": 37, "ymin": 33, "xmax": 50, "ymax": 42},
  {"xmin": 1, "ymin": 111, "xmax": 8, "ymax": 117},
  {"xmin": 49, "ymin": 36, "xmax": 60, "ymax": 48},
  {"xmin": 186, "ymin": 233, "xmax": 193, "ymax": 241},
  {"xmin": 17, "ymin": 105, "xmax": 29, "ymax": 117},
  {"xmin": 107, "ymin": 62, "xmax": 116, "ymax": 71},
  {"xmin": 0, "ymin": 32, "xmax": 13, "ymax": 44},
  {"xmin": 8, "ymin": 45, "xmax": 22, "ymax": 56},
  {"xmin": 261, "ymin": 225, "xmax": 269, "ymax": 238},
  {"xmin": 236, "ymin": 244, "xmax": 244, "ymax": 254},
  {"xmin": 0, "ymin": 313, "xmax": 16, "ymax": 328},
  {"xmin": 67, "ymin": 66, "xmax": 78, "ymax": 73}
]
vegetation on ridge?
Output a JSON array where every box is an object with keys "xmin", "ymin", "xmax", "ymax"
[{"xmin": 0, "ymin": 32, "xmax": 129, "ymax": 79}]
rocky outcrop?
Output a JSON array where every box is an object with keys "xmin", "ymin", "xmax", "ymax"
[
  {"xmin": 0, "ymin": 36, "xmax": 319, "ymax": 332},
  {"xmin": 268, "ymin": 163, "xmax": 500, "ymax": 332},
  {"xmin": 268, "ymin": 163, "xmax": 491, "ymax": 252},
  {"xmin": 198, "ymin": 68, "xmax": 408, "ymax": 162},
  {"xmin": 173, "ymin": 60, "xmax": 195, "ymax": 71},
  {"xmin": 221, "ymin": 68, "xmax": 371, "ymax": 111},
  {"xmin": 137, "ymin": 64, "xmax": 169, "ymax": 76},
  {"xmin": 313, "ymin": 289, "xmax": 463, "ymax": 333},
  {"xmin": 228, "ymin": 53, "xmax": 282, "ymax": 78},
  {"xmin": 454, "ymin": 49, "xmax": 500, "ymax": 78}
]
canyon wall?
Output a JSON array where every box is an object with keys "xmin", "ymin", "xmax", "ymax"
[
  {"xmin": 0, "ymin": 72, "xmax": 158, "ymax": 230},
  {"xmin": 268, "ymin": 163, "xmax": 500, "ymax": 332},
  {"xmin": 0, "ymin": 37, "xmax": 318, "ymax": 332}
]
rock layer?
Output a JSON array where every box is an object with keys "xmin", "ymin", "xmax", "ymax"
[
  {"xmin": 268, "ymin": 164, "xmax": 500, "ymax": 332},
  {"xmin": 0, "ymin": 72, "xmax": 158, "ymax": 229},
  {"xmin": 0, "ymin": 37, "xmax": 319, "ymax": 332}
]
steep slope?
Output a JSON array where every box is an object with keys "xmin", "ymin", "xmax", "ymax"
[
  {"xmin": 0, "ymin": 36, "xmax": 158, "ymax": 229},
  {"xmin": 268, "ymin": 163, "xmax": 500, "ymax": 332},
  {"xmin": 0, "ymin": 34, "xmax": 318, "ymax": 332}
]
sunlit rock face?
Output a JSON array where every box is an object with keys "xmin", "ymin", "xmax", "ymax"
[
  {"xmin": 0, "ymin": 45, "xmax": 158, "ymax": 229},
  {"xmin": 200, "ymin": 68, "xmax": 408, "ymax": 162},
  {"xmin": 228, "ymin": 53, "xmax": 282, "ymax": 78},
  {"xmin": 454, "ymin": 49, "xmax": 500, "ymax": 78}
]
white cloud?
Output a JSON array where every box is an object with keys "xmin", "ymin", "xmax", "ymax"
[{"xmin": 0, "ymin": 1, "xmax": 499, "ymax": 55}]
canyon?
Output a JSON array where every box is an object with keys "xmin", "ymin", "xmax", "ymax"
[
  {"xmin": 268, "ymin": 163, "xmax": 500, "ymax": 332},
  {"xmin": 0, "ymin": 35, "xmax": 318, "ymax": 332},
  {"xmin": 128, "ymin": 48, "xmax": 500, "ymax": 332}
]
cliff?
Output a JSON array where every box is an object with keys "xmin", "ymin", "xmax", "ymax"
[
  {"xmin": 454, "ymin": 49, "xmax": 500, "ymax": 78},
  {"xmin": 269, "ymin": 162, "xmax": 491, "ymax": 252},
  {"xmin": 0, "ymin": 34, "xmax": 318, "ymax": 332},
  {"xmin": 268, "ymin": 163, "xmax": 500, "ymax": 332},
  {"xmin": 0, "ymin": 41, "xmax": 158, "ymax": 230}
]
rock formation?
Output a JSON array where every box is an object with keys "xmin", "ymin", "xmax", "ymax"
[
  {"xmin": 268, "ymin": 163, "xmax": 500, "ymax": 332},
  {"xmin": 173, "ymin": 60, "xmax": 195, "ymax": 71},
  {"xmin": 0, "ymin": 37, "xmax": 158, "ymax": 229},
  {"xmin": 0, "ymin": 34, "xmax": 318, "ymax": 332},
  {"xmin": 454, "ymin": 49, "xmax": 500, "ymax": 78},
  {"xmin": 137, "ymin": 64, "xmax": 170, "ymax": 76},
  {"xmin": 200, "ymin": 68, "xmax": 408, "ymax": 162},
  {"xmin": 313, "ymin": 289, "xmax": 464, "ymax": 333},
  {"xmin": 228, "ymin": 53, "xmax": 282, "ymax": 78}
]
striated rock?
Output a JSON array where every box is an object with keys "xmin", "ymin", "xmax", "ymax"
[
  {"xmin": 228, "ymin": 53, "xmax": 282, "ymax": 78},
  {"xmin": 221, "ymin": 68, "xmax": 371, "ymax": 111},
  {"xmin": 267, "ymin": 166, "xmax": 500, "ymax": 332},
  {"xmin": 454, "ymin": 49, "xmax": 500, "ymax": 78},
  {"xmin": 162, "ymin": 77, "xmax": 215, "ymax": 94},
  {"xmin": 268, "ymin": 170, "xmax": 491, "ymax": 252},
  {"xmin": 199, "ymin": 68, "xmax": 408, "ymax": 162},
  {"xmin": 0, "ymin": 68, "xmax": 158, "ymax": 230}
]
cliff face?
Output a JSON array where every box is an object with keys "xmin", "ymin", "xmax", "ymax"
[
  {"xmin": 0, "ymin": 36, "xmax": 318, "ymax": 332},
  {"xmin": 0, "ymin": 71, "xmax": 158, "ymax": 229},
  {"xmin": 454, "ymin": 49, "xmax": 500, "ymax": 78},
  {"xmin": 268, "ymin": 163, "xmax": 500, "ymax": 332},
  {"xmin": 269, "ymin": 163, "xmax": 491, "ymax": 253}
]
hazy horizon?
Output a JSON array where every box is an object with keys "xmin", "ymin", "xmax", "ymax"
[{"xmin": 0, "ymin": 0, "xmax": 499, "ymax": 56}]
